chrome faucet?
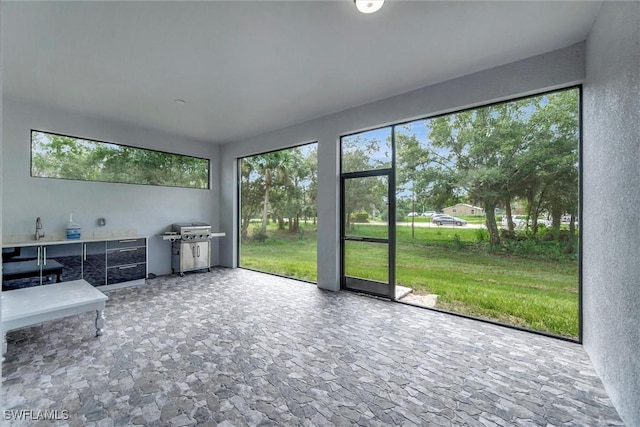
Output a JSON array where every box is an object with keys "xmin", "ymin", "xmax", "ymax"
[{"xmin": 35, "ymin": 217, "xmax": 45, "ymax": 240}]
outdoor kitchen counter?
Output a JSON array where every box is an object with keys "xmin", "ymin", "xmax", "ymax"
[{"xmin": 2, "ymin": 235, "xmax": 149, "ymax": 248}]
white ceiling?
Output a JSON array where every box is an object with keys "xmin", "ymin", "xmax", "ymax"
[{"xmin": 2, "ymin": 1, "xmax": 601, "ymax": 144}]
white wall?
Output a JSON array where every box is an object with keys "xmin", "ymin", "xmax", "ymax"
[
  {"xmin": 219, "ymin": 42, "xmax": 585, "ymax": 291},
  {"xmin": 2, "ymin": 97, "xmax": 220, "ymax": 275},
  {"xmin": 583, "ymin": 2, "xmax": 640, "ymax": 425}
]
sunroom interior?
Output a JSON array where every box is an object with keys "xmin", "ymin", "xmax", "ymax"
[{"xmin": 1, "ymin": 1, "xmax": 638, "ymax": 425}]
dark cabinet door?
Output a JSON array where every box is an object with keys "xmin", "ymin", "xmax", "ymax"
[
  {"xmin": 2, "ymin": 245, "xmax": 43, "ymax": 290},
  {"xmin": 107, "ymin": 263, "xmax": 146, "ymax": 285},
  {"xmin": 43, "ymin": 243, "xmax": 83, "ymax": 284},
  {"xmin": 83, "ymin": 242, "xmax": 106, "ymax": 287},
  {"xmin": 106, "ymin": 246, "xmax": 146, "ymax": 266},
  {"xmin": 2, "ymin": 243, "xmax": 83, "ymax": 291}
]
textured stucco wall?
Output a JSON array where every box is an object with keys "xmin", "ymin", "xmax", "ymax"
[
  {"xmin": 1, "ymin": 0, "xmax": 4, "ymax": 377},
  {"xmin": 1, "ymin": 98, "xmax": 221, "ymax": 275},
  {"xmin": 219, "ymin": 43, "xmax": 585, "ymax": 291},
  {"xmin": 583, "ymin": 2, "xmax": 640, "ymax": 425}
]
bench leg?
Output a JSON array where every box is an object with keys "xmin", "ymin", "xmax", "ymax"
[{"xmin": 95, "ymin": 310, "xmax": 105, "ymax": 336}]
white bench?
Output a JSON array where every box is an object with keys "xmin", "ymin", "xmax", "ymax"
[{"xmin": 1, "ymin": 279, "xmax": 108, "ymax": 358}]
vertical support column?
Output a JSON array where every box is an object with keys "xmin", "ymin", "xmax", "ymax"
[{"xmin": 316, "ymin": 133, "xmax": 340, "ymax": 291}]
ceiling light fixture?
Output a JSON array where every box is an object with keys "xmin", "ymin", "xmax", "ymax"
[
  {"xmin": 354, "ymin": 0, "xmax": 384, "ymax": 14},
  {"xmin": 174, "ymin": 99, "xmax": 186, "ymax": 105}
]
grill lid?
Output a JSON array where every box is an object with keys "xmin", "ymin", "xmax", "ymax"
[{"xmin": 172, "ymin": 222, "xmax": 211, "ymax": 234}]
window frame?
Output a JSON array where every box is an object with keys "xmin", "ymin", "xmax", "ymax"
[
  {"xmin": 338, "ymin": 84, "xmax": 583, "ymax": 342},
  {"xmin": 30, "ymin": 129, "xmax": 211, "ymax": 189}
]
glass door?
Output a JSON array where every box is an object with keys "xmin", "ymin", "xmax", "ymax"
[
  {"xmin": 341, "ymin": 173, "xmax": 395, "ymax": 298},
  {"xmin": 340, "ymin": 126, "xmax": 395, "ymax": 299}
]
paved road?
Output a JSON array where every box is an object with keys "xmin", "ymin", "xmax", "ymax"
[{"xmin": 369, "ymin": 221, "xmax": 487, "ymax": 229}]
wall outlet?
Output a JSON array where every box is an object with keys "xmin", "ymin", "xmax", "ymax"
[{"xmin": 97, "ymin": 217, "xmax": 106, "ymax": 226}]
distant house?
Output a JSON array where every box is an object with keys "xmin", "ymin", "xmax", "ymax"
[{"xmin": 442, "ymin": 203, "xmax": 485, "ymax": 216}]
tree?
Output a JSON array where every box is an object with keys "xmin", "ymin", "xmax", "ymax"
[
  {"xmin": 341, "ymin": 136, "xmax": 389, "ymax": 230},
  {"xmin": 239, "ymin": 145, "xmax": 318, "ymax": 238},
  {"xmin": 525, "ymin": 90, "xmax": 579, "ymax": 244},
  {"xmin": 253, "ymin": 151, "xmax": 293, "ymax": 234},
  {"xmin": 401, "ymin": 90, "xmax": 579, "ymax": 247},
  {"xmin": 31, "ymin": 131, "xmax": 209, "ymax": 188},
  {"xmin": 239, "ymin": 157, "xmax": 264, "ymax": 239}
]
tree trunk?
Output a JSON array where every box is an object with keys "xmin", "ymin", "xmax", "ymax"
[
  {"xmin": 565, "ymin": 213, "xmax": 577, "ymax": 254},
  {"xmin": 241, "ymin": 216, "xmax": 250, "ymax": 239},
  {"xmin": 261, "ymin": 186, "xmax": 270, "ymax": 234},
  {"xmin": 530, "ymin": 187, "xmax": 547, "ymax": 236},
  {"xmin": 484, "ymin": 202, "xmax": 500, "ymax": 246},
  {"xmin": 504, "ymin": 197, "xmax": 514, "ymax": 232},
  {"xmin": 551, "ymin": 204, "xmax": 563, "ymax": 241},
  {"xmin": 278, "ymin": 217, "xmax": 285, "ymax": 230}
]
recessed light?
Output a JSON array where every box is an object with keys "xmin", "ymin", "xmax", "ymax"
[
  {"xmin": 174, "ymin": 99, "xmax": 186, "ymax": 105},
  {"xmin": 355, "ymin": 0, "xmax": 384, "ymax": 14}
]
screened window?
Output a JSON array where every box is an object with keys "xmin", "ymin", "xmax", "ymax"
[
  {"xmin": 238, "ymin": 143, "xmax": 318, "ymax": 282},
  {"xmin": 341, "ymin": 127, "xmax": 392, "ymax": 173},
  {"xmin": 31, "ymin": 130, "xmax": 210, "ymax": 189}
]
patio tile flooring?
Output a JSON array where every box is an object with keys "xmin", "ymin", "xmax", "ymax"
[{"xmin": 2, "ymin": 268, "xmax": 623, "ymax": 426}]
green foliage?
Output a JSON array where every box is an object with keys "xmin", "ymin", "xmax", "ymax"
[
  {"xmin": 451, "ymin": 234, "xmax": 465, "ymax": 250},
  {"xmin": 31, "ymin": 131, "xmax": 209, "ymax": 188},
  {"xmin": 240, "ymin": 145, "xmax": 318, "ymax": 236},
  {"xmin": 395, "ymin": 88, "xmax": 579, "ymax": 246},
  {"xmin": 350, "ymin": 212, "xmax": 370, "ymax": 223},
  {"xmin": 474, "ymin": 228, "xmax": 489, "ymax": 243},
  {"xmin": 380, "ymin": 208, "xmax": 411, "ymax": 222},
  {"xmin": 251, "ymin": 226, "xmax": 268, "ymax": 242}
]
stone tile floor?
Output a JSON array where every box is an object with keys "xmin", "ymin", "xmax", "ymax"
[{"xmin": 2, "ymin": 268, "xmax": 623, "ymax": 426}]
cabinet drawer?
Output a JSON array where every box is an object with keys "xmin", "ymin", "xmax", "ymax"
[
  {"xmin": 107, "ymin": 263, "xmax": 146, "ymax": 285},
  {"xmin": 106, "ymin": 238, "xmax": 146, "ymax": 249},
  {"xmin": 107, "ymin": 246, "xmax": 146, "ymax": 266}
]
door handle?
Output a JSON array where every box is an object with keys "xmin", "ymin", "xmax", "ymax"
[
  {"xmin": 37, "ymin": 247, "xmax": 41, "ymax": 266},
  {"xmin": 43, "ymin": 247, "xmax": 47, "ymax": 265},
  {"xmin": 197, "ymin": 245, "xmax": 200, "ymax": 257},
  {"xmin": 83, "ymin": 244, "xmax": 87, "ymax": 261}
]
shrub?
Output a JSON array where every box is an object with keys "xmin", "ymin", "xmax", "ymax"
[
  {"xmin": 251, "ymin": 226, "xmax": 268, "ymax": 242},
  {"xmin": 474, "ymin": 228, "xmax": 489, "ymax": 243},
  {"xmin": 452, "ymin": 234, "xmax": 465, "ymax": 250},
  {"xmin": 380, "ymin": 209, "xmax": 405, "ymax": 222},
  {"xmin": 350, "ymin": 212, "xmax": 370, "ymax": 223}
]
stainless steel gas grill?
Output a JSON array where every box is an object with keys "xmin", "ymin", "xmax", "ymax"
[{"xmin": 165, "ymin": 222, "xmax": 225, "ymax": 276}]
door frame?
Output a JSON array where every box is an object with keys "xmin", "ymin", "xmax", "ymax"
[{"xmin": 340, "ymin": 132, "xmax": 396, "ymax": 300}]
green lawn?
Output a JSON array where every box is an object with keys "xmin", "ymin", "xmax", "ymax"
[{"xmin": 240, "ymin": 223, "xmax": 579, "ymax": 338}]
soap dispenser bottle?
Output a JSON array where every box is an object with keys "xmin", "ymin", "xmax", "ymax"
[{"xmin": 66, "ymin": 214, "xmax": 82, "ymax": 239}]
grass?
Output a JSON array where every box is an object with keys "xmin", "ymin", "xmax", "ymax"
[{"xmin": 240, "ymin": 222, "xmax": 579, "ymax": 338}]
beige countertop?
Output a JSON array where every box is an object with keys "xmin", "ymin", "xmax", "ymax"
[{"xmin": 3, "ymin": 230, "xmax": 146, "ymax": 248}]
